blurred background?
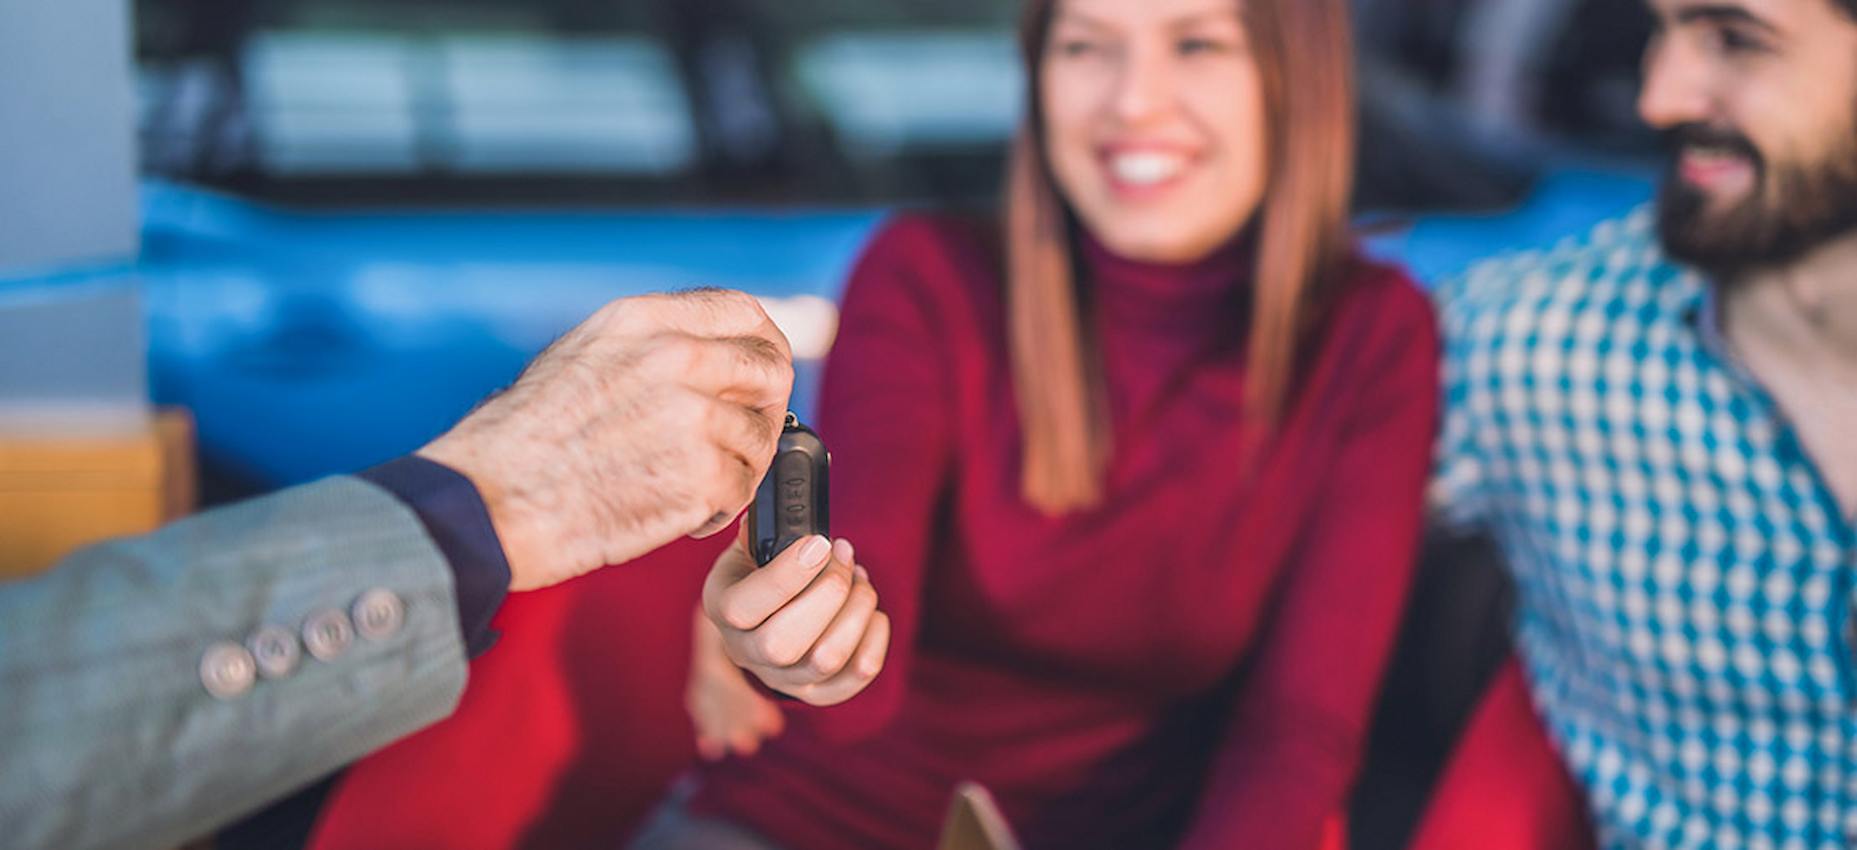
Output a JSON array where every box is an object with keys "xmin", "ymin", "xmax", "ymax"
[
  {"xmin": 122, "ymin": 0, "xmax": 1661, "ymax": 502},
  {"xmin": 133, "ymin": 0, "xmax": 1658, "ymax": 207},
  {"xmin": 0, "ymin": 0, "xmax": 1665, "ymax": 847},
  {"xmin": 5, "ymin": 0, "xmax": 1666, "ymax": 512}
]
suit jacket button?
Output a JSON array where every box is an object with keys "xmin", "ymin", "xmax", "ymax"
[
  {"xmin": 352, "ymin": 588, "xmax": 406, "ymax": 641},
  {"xmin": 200, "ymin": 642, "xmax": 257, "ymax": 700},
  {"xmin": 247, "ymin": 626, "xmax": 302, "ymax": 679},
  {"xmin": 302, "ymin": 608, "xmax": 355, "ymax": 661}
]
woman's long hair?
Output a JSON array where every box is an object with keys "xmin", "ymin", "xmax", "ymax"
[{"xmin": 1007, "ymin": 0, "xmax": 1358, "ymax": 513}]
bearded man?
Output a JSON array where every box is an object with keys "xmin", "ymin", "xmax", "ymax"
[{"xmin": 1425, "ymin": 0, "xmax": 1857, "ymax": 846}]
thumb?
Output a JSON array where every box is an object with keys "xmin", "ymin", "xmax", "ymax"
[{"xmin": 703, "ymin": 533, "xmax": 834, "ymax": 631}]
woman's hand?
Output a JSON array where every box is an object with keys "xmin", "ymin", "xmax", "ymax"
[
  {"xmin": 701, "ymin": 530, "xmax": 890, "ymax": 706},
  {"xmin": 687, "ymin": 607, "xmax": 786, "ymax": 760}
]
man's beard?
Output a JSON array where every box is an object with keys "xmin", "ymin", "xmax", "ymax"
[{"xmin": 1657, "ymin": 121, "xmax": 1857, "ymax": 277}]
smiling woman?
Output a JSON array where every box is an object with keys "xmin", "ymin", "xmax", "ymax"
[
  {"xmin": 1035, "ymin": 0, "xmax": 1271, "ymax": 265},
  {"xmin": 1009, "ymin": 0, "xmax": 1356, "ymax": 511}
]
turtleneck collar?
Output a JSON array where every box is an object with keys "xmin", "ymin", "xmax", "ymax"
[{"xmin": 1077, "ymin": 227, "xmax": 1254, "ymax": 340}]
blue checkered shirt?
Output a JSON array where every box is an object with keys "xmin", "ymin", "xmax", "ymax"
[{"xmin": 1432, "ymin": 207, "xmax": 1857, "ymax": 850}]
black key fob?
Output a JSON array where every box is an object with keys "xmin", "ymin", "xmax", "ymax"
[{"xmin": 748, "ymin": 412, "xmax": 830, "ymax": 566}]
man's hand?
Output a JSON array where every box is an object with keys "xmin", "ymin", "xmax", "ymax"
[
  {"xmin": 702, "ymin": 531, "xmax": 890, "ymax": 706},
  {"xmin": 419, "ymin": 289, "xmax": 794, "ymax": 591}
]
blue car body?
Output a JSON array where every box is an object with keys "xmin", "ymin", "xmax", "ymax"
[{"xmin": 133, "ymin": 166, "xmax": 1652, "ymax": 489}]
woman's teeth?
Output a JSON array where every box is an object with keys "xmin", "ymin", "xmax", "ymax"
[{"xmin": 1110, "ymin": 152, "xmax": 1188, "ymax": 186}]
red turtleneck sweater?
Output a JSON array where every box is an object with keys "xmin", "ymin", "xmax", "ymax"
[{"xmin": 689, "ymin": 215, "xmax": 1438, "ymax": 850}]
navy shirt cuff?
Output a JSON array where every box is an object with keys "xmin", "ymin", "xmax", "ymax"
[{"xmin": 358, "ymin": 455, "xmax": 510, "ymax": 657}]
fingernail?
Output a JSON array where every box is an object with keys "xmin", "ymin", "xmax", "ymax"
[
  {"xmin": 832, "ymin": 538, "xmax": 854, "ymax": 565},
  {"xmin": 855, "ymin": 565, "xmax": 870, "ymax": 582},
  {"xmin": 797, "ymin": 536, "xmax": 831, "ymax": 566}
]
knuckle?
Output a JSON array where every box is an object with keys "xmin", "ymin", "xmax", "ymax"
[
  {"xmin": 756, "ymin": 369, "xmax": 794, "ymax": 405},
  {"xmin": 770, "ymin": 642, "xmax": 809, "ymax": 669},
  {"xmin": 706, "ymin": 444, "xmax": 740, "ymax": 480},
  {"xmin": 717, "ymin": 636, "xmax": 753, "ymax": 669},
  {"xmin": 714, "ymin": 288, "xmax": 764, "ymax": 316},
  {"xmin": 680, "ymin": 287, "xmax": 756, "ymax": 324},
  {"xmin": 662, "ymin": 388, "xmax": 713, "ymax": 430},
  {"xmin": 724, "ymin": 470, "xmax": 757, "ymax": 512},
  {"xmin": 591, "ymin": 296, "xmax": 631, "ymax": 324},
  {"xmin": 718, "ymin": 601, "xmax": 759, "ymax": 632},
  {"xmin": 855, "ymin": 648, "xmax": 886, "ymax": 680},
  {"xmin": 645, "ymin": 335, "xmax": 701, "ymax": 375},
  {"xmin": 808, "ymin": 647, "xmax": 849, "ymax": 679},
  {"xmin": 752, "ymin": 631, "xmax": 803, "ymax": 668},
  {"xmin": 700, "ymin": 454, "xmax": 743, "ymax": 508},
  {"xmin": 814, "ymin": 568, "xmax": 854, "ymax": 603},
  {"xmin": 602, "ymin": 295, "xmax": 653, "ymax": 332},
  {"xmin": 856, "ymin": 616, "xmax": 891, "ymax": 679}
]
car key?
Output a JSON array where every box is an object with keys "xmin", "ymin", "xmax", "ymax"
[{"xmin": 748, "ymin": 412, "xmax": 830, "ymax": 566}]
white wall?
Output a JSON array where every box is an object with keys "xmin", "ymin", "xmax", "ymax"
[
  {"xmin": 0, "ymin": 0, "xmax": 139, "ymax": 274},
  {"xmin": 0, "ymin": 0, "xmax": 146, "ymax": 430}
]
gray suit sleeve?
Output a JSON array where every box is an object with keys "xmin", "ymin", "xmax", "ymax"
[{"xmin": 0, "ymin": 475, "xmax": 471, "ymax": 850}]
